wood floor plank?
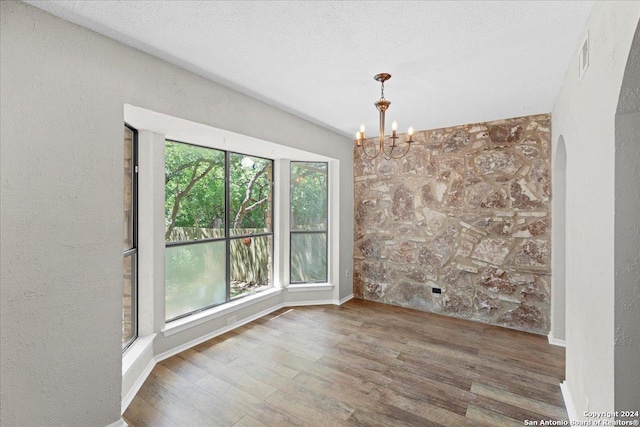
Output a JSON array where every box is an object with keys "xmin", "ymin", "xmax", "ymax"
[
  {"xmin": 288, "ymin": 367, "xmax": 393, "ymax": 418},
  {"xmin": 226, "ymin": 357, "xmax": 293, "ymax": 389},
  {"xmin": 466, "ymin": 403, "xmax": 524, "ymax": 427},
  {"xmin": 314, "ymin": 353, "xmax": 393, "ymax": 386},
  {"xmin": 478, "ymin": 347, "xmax": 565, "ymax": 378},
  {"xmin": 471, "ymin": 381, "xmax": 568, "ymax": 420},
  {"xmin": 160, "ymin": 355, "xmax": 209, "ymax": 383},
  {"xmin": 153, "ymin": 393, "xmax": 224, "ymax": 427},
  {"xmin": 135, "ymin": 374, "xmax": 175, "ymax": 406},
  {"xmin": 346, "ymin": 405, "xmax": 441, "ymax": 427},
  {"xmin": 403, "ymin": 336, "xmax": 563, "ymax": 386},
  {"xmin": 390, "ymin": 351, "xmax": 477, "ymax": 390},
  {"xmin": 236, "ymin": 349, "xmax": 302, "ymax": 379},
  {"xmin": 472, "ymin": 364, "xmax": 566, "ymax": 407},
  {"xmin": 265, "ymin": 390, "xmax": 352, "ymax": 427},
  {"xmin": 384, "ymin": 363, "xmax": 477, "ymax": 413},
  {"xmin": 303, "ymin": 361, "xmax": 375, "ymax": 394},
  {"xmin": 124, "ymin": 396, "xmax": 179, "ymax": 427},
  {"xmin": 125, "ymin": 300, "xmax": 567, "ymax": 426},
  {"xmin": 148, "ymin": 367, "xmax": 246, "ymax": 426},
  {"xmin": 232, "ymin": 415, "xmax": 269, "ymax": 427},
  {"xmin": 469, "ymin": 394, "xmax": 564, "ymax": 424},
  {"xmin": 367, "ymin": 384, "xmax": 471, "ymax": 427},
  {"xmin": 178, "ymin": 349, "xmax": 277, "ymax": 400},
  {"xmin": 195, "ymin": 374, "xmax": 309, "ymax": 427}
]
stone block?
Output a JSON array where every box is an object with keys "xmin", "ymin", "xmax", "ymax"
[
  {"xmin": 443, "ymin": 130, "xmax": 471, "ymax": 153},
  {"xmin": 475, "ymin": 150, "xmax": 524, "ymax": 176},
  {"xmin": 477, "ymin": 266, "xmax": 517, "ymax": 294},
  {"xmin": 488, "ymin": 124, "xmax": 524, "ymax": 146},
  {"xmin": 497, "ymin": 304, "xmax": 546, "ymax": 333},
  {"xmin": 472, "ymin": 238, "xmax": 511, "ymax": 265},
  {"xmin": 513, "ymin": 239, "xmax": 550, "ymax": 268}
]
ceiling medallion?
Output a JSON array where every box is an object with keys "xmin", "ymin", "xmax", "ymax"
[{"xmin": 355, "ymin": 73, "xmax": 414, "ymax": 160}]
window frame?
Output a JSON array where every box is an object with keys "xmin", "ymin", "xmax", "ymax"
[
  {"xmin": 123, "ymin": 123, "xmax": 138, "ymax": 352},
  {"xmin": 164, "ymin": 139, "xmax": 274, "ymax": 322},
  {"xmin": 289, "ymin": 161, "xmax": 329, "ymax": 284}
]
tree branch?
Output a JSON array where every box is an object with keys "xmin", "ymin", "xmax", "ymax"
[
  {"xmin": 165, "ymin": 161, "xmax": 215, "ymax": 239},
  {"xmin": 233, "ymin": 164, "xmax": 269, "ymax": 228},
  {"xmin": 165, "ymin": 158, "xmax": 220, "ymax": 184}
]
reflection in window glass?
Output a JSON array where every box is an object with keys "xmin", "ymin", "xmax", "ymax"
[
  {"xmin": 165, "ymin": 241, "xmax": 226, "ymax": 321},
  {"xmin": 290, "ymin": 162, "xmax": 328, "ymax": 283}
]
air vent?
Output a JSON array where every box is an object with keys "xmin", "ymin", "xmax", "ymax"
[{"xmin": 579, "ymin": 32, "xmax": 589, "ymax": 81}]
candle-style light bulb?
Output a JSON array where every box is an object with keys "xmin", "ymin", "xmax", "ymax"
[
  {"xmin": 360, "ymin": 124, "xmax": 365, "ymax": 133},
  {"xmin": 356, "ymin": 131, "xmax": 361, "ymax": 139},
  {"xmin": 407, "ymin": 126, "xmax": 414, "ymax": 143},
  {"xmin": 392, "ymin": 121, "xmax": 397, "ymax": 131}
]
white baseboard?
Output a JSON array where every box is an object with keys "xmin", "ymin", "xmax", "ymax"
[
  {"xmin": 339, "ymin": 294, "xmax": 354, "ymax": 305},
  {"xmin": 105, "ymin": 418, "xmax": 128, "ymax": 427},
  {"xmin": 560, "ymin": 380, "xmax": 577, "ymax": 421},
  {"xmin": 548, "ymin": 332, "xmax": 566, "ymax": 347},
  {"xmin": 284, "ymin": 294, "xmax": 353, "ymax": 307},
  {"xmin": 121, "ymin": 356, "xmax": 155, "ymax": 414}
]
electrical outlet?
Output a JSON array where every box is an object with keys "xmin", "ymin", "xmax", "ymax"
[{"xmin": 227, "ymin": 315, "xmax": 237, "ymax": 326}]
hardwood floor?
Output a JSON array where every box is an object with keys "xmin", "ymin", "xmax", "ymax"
[{"xmin": 124, "ymin": 299, "xmax": 567, "ymax": 427}]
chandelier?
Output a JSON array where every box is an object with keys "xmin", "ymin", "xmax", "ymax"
[{"xmin": 355, "ymin": 73, "xmax": 414, "ymax": 160}]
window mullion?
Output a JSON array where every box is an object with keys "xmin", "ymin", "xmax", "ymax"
[{"xmin": 225, "ymin": 151, "xmax": 231, "ymax": 303}]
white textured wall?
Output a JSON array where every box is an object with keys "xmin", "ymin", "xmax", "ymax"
[
  {"xmin": 552, "ymin": 1, "xmax": 640, "ymax": 417},
  {"xmin": 0, "ymin": 2, "xmax": 353, "ymax": 426}
]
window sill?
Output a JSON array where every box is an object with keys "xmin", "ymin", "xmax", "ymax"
[
  {"xmin": 161, "ymin": 287, "xmax": 283, "ymax": 337},
  {"xmin": 287, "ymin": 283, "xmax": 334, "ymax": 292},
  {"xmin": 122, "ymin": 333, "xmax": 156, "ymax": 377}
]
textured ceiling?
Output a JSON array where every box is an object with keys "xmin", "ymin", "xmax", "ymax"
[{"xmin": 26, "ymin": 1, "xmax": 594, "ymax": 137}]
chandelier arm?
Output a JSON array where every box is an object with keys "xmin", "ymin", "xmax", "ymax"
[
  {"xmin": 383, "ymin": 140, "xmax": 412, "ymax": 160},
  {"xmin": 359, "ymin": 139, "xmax": 382, "ymax": 159}
]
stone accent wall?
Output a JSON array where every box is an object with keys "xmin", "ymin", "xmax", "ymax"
[{"xmin": 353, "ymin": 114, "xmax": 551, "ymax": 334}]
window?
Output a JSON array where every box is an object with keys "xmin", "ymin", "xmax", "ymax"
[
  {"xmin": 123, "ymin": 124, "xmax": 137, "ymax": 350},
  {"xmin": 164, "ymin": 140, "xmax": 273, "ymax": 321},
  {"xmin": 290, "ymin": 162, "xmax": 328, "ymax": 283}
]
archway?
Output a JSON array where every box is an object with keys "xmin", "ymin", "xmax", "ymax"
[
  {"xmin": 614, "ymin": 20, "xmax": 639, "ymax": 411},
  {"xmin": 551, "ymin": 136, "xmax": 567, "ymax": 344}
]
